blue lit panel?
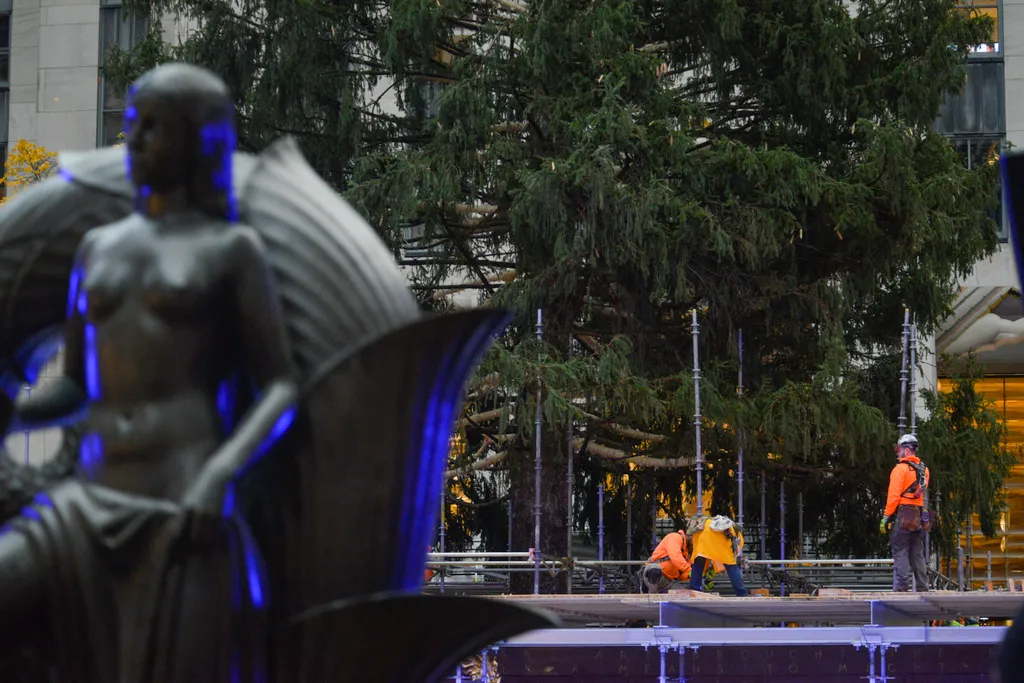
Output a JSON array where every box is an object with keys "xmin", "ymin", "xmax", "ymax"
[{"xmin": 396, "ymin": 315, "xmax": 510, "ymax": 589}]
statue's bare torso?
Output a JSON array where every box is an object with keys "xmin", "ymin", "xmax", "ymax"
[{"xmin": 77, "ymin": 211, "xmax": 257, "ymax": 500}]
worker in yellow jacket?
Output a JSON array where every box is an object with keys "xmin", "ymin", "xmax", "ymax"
[{"xmin": 688, "ymin": 514, "xmax": 749, "ymax": 597}]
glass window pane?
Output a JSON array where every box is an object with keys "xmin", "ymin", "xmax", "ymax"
[
  {"xmin": 133, "ymin": 15, "xmax": 149, "ymax": 44},
  {"xmin": 99, "ymin": 9, "xmax": 120, "ymax": 59},
  {"xmin": 117, "ymin": 11, "xmax": 135, "ymax": 51},
  {"xmin": 0, "ymin": 14, "xmax": 11, "ymax": 51},
  {"xmin": 0, "ymin": 90, "xmax": 10, "ymax": 145},
  {"xmin": 965, "ymin": 137, "xmax": 999, "ymax": 170},
  {"xmin": 103, "ymin": 77, "xmax": 125, "ymax": 110},
  {"xmin": 101, "ymin": 111, "xmax": 124, "ymax": 147},
  {"xmin": 0, "ymin": 142, "xmax": 7, "ymax": 200},
  {"xmin": 959, "ymin": 1, "xmax": 1000, "ymax": 53},
  {"xmin": 0, "ymin": 54, "xmax": 10, "ymax": 87}
]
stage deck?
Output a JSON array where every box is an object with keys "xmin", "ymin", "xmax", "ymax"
[{"xmin": 497, "ymin": 591, "xmax": 1024, "ymax": 627}]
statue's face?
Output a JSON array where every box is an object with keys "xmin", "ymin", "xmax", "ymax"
[{"xmin": 125, "ymin": 95, "xmax": 189, "ymax": 193}]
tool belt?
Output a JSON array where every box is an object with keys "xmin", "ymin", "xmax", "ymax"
[{"xmin": 896, "ymin": 504, "xmax": 932, "ymax": 533}]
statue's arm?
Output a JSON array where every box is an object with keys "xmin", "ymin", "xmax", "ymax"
[
  {"xmin": 182, "ymin": 227, "xmax": 298, "ymax": 514},
  {"xmin": 12, "ymin": 240, "xmax": 91, "ymax": 428}
]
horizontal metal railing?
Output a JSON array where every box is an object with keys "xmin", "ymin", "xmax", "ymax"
[{"xmin": 422, "ymin": 552, "xmax": 958, "ymax": 595}]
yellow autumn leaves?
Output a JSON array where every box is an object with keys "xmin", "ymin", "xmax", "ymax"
[{"xmin": 0, "ymin": 139, "xmax": 58, "ymax": 204}]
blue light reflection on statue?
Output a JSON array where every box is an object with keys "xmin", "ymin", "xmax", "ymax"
[
  {"xmin": 397, "ymin": 317, "xmax": 507, "ymax": 590},
  {"xmin": 122, "ymin": 91, "xmax": 138, "ymax": 188},
  {"xmin": 200, "ymin": 118, "xmax": 239, "ymax": 223}
]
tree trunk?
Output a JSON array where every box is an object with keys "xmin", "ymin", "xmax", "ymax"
[{"xmin": 508, "ymin": 428, "xmax": 568, "ymax": 594}]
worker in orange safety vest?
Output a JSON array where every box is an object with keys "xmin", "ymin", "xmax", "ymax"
[
  {"xmin": 640, "ymin": 530, "xmax": 691, "ymax": 593},
  {"xmin": 880, "ymin": 433, "xmax": 931, "ymax": 592}
]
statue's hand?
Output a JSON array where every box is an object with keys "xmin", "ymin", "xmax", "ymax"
[
  {"xmin": 178, "ymin": 468, "xmax": 233, "ymax": 546},
  {"xmin": 180, "ymin": 461, "xmax": 232, "ymax": 518}
]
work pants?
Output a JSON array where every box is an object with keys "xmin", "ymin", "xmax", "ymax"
[
  {"xmin": 688, "ymin": 556, "xmax": 749, "ymax": 596},
  {"xmin": 891, "ymin": 529, "xmax": 928, "ymax": 592},
  {"xmin": 639, "ymin": 562, "xmax": 687, "ymax": 594}
]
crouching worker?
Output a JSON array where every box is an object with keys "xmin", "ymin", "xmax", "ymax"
[
  {"xmin": 641, "ymin": 530, "xmax": 691, "ymax": 593},
  {"xmin": 688, "ymin": 515, "xmax": 750, "ymax": 597}
]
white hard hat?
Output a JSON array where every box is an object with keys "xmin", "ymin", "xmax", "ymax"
[{"xmin": 897, "ymin": 434, "xmax": 919, "ymax": 448}]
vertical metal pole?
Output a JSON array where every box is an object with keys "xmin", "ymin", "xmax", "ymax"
[
  {"xmin": 868, "ymin": 644, "xmax": 877, "ymax": 683},
  {"xmin": 691, "ymin": 309, "xmax": 704, "ymax": 515},
  {"xmin": 534, "ymin": 309, "xmax": 543, "ymax": 596},
  {"xmin": 780, "ymin": 479, "xmax": 787, "ymax": 597},
  {"xmin": 507, "ymin": 500, "xmax": 512, "ymax": 552},
  {"xmin": 652, "ymin": 487, "xmax": 658, "ymax": 547},
  {"xmin": 439, "ymin": 488, "xmax": 446, "ymax": 594},
  {"xmin": 987, "ymin": 550, "xmax": 992, "ymax": 587},
  {"xmin": 898, "ymin": 308, "xmax": 910, "ymax": 433},
  {"xmin": 880, "ymin": 645, "xmax": 889, "ymax": 683},
  {"xmin": 455, "ymin": 664, "xmax": 463, "ymax": 683},
  {"xmin": 566, "ymin": 420, "xmax": 574, "ymax": 595},
  {"xmin": 626, "ymin": 479, "xmax": 633, "ymax": 562},
  {"xmin": 910, "ymin": 325, "xmax": 918, "ymax": 436},
  {"xmin": 737, "ymin": 329, "xmax": 745, "ymax": 530},
  {"xmin": 597, "ymin": 483, "xmax": 605, "ymax": 594},
  {"xmin": 958, "ymin": 546, "xmax": 965, "ymax": 591},
  {"xmin": 967, "ymin": 516, "xmax": 973, "ymax": 588},
  {"xmin": 760, "ymin": 471, "xmax": 767, "ymax": 560},
  {"xmin": 798, "ymin": 492, "xmax": 804, "ymax": 560},
  {"xmin": 481, "ymin": 649, "xmax": 490, "ymax": 683},
  {"xmin": 658, "ymin": 645, "xmax": 668, "ymax": 683}
]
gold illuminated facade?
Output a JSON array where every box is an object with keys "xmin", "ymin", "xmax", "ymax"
[{"xmin": 937, "ymin": 376, "xmax": 1024, "ymax": 584}]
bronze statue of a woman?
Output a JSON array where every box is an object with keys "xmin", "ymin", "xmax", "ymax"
[{"xmin": 0, "ymin": 64, "xmax": 552, "ymax": 682}]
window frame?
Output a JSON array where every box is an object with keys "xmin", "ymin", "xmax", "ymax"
[
  {"xmin": 949, "ymin": 134, "xmax": 1008, "ymax": 241},
  {"xmin": 960, "ymin": 0, "xmax": 1003, "ymax": 59},
  {"xmin": 0, "ymin": 8, "xmax": 12, "ymax": 198},
  {"xmin": 96, "ymin": 1, "xmax": 149, "ymax": 147}
]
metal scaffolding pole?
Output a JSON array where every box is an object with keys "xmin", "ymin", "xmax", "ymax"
[
  {"xmin": 907, "ymin": 323, "xmax": 931, "ymax": 577},
  {"xmin": 625, "ymin": 479, "xmax": 633, "ymax": 563},
  {"xmin": 898, "ymin": 308, "xmax": 911, "ymax": 434},
  {"xmin": 798, "ymin": 492, "xmax": 804, "ymax": 559},
  {"xmin": 737, "ymin": 329, "xmax": 745, "ymax": 530},
  {"xmin": 780, "ymin": 479, "xmax": 787, "ymax": 597},
  {"xmin": 651, "ymin": 485, "xmax": 658, "ymax": 547},
  {"xmin": 909, "ymin": 325, "xmax": 918, "ymax": 436},
  {"xmin": 692, "ymin": 309, "xmax": 704, "ymax": 515},
  {"xmin": 760, "ymin": 471, "xmax": 767, "ymax": 560},
  {"xmin": 566, "ymin": 420, "xmax": 574, "ymax": 595},
  {"xmin": 439, "ymin": 488, "xmax": 446, "ymax": 594},
  {"xmin": 597, "ymin": 483, "xmax": 605, "ymax": 594},
  {"xmin": 534, "ymin": 309, "xmax": 543, "ymax": 595}
]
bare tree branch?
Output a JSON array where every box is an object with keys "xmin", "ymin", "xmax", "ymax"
[{"xmin": 444, "ymin": 450, "xmax": 508, "ymax": 479}]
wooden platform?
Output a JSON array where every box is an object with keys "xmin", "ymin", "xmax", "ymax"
[{"xmin": 496, "ymin": 591, "xmax": 1024, "ymax": 627}]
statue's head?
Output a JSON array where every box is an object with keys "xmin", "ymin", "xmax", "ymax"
[{"xmin": 123, "ymin": 63, "xmax": 238, "ymax": 221}]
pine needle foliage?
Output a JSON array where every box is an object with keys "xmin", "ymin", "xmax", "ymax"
[{"xmin": 102, "ymin": 0, "xmax": 1007, "ymax": 564}]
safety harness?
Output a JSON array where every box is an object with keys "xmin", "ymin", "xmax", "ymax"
[{"xmin": 900, "ymin": 459, "xmax": 928, "ymax": 501}]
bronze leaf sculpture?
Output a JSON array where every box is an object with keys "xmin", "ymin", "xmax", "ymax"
[{"xmin": 0, "ymin": 63, "xmax": 555, "ymax": 683}]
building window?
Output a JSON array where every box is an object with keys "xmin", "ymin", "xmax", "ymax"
[
  {"xmin": 950, "ymin": 136, "xmax": 1006, "ymax": 240},
  {"xmin": 97, "ymin": 0, "xmax": 148, "ymax": 147},
  {"xmin": 0, "ymin": 9, "xmax": 11, "ymax": 194},
  {"xmin": 959, "ymin": 0, "xmax": 1001, "ymax": 55}
]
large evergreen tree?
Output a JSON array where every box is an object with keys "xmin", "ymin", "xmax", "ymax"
[{"xmin": 108, "ymin": 0, "xmax": 1006, "ymax": 588}]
